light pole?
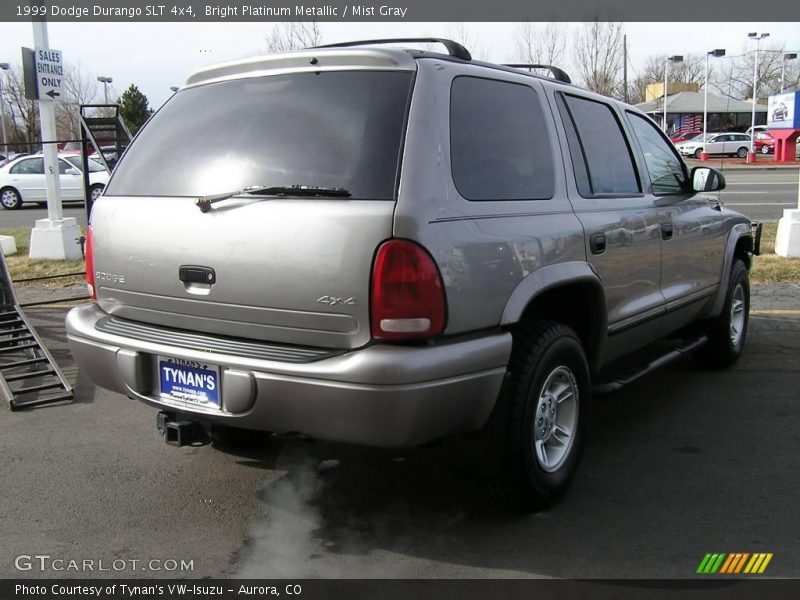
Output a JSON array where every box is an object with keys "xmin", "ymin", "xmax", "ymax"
[
  {"xmin": 782, "ymin": 53, "xmax": 798, "ymax": 93},
  {"xmin": 747, "ymin": 32, "xmax": 769, "ymax": 161},
  {"xmin": 663, "ymin": 55, "xmax": 683, "ymax": 133},
  {"xmin": 0, "ymin": 62, "xmax": 9, "ymax": 155},
  {"xmin": 701, "ymin": 49, "xmax": 726, "ymax": 162},
  {"xmin": 97, "ymin": 76, "xmax": 113, "ymax": 103}
]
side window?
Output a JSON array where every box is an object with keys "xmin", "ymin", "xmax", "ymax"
[
  {"xmin": 557, "ymin": 93, "xmax": 640, "ymax": 197},
  {"xmin": 58, "ymin": 159, "xmax": 71, "ymax": 174},
  {"xmin": 627, "ymin": 112, "xmax": 689, "ymax": 195},
  {"xmin": 450, "ymin": 76, "xmax": 555, "ymax": 201},
  {"xmin": 10, "ymin": 158, "xmax": 44, "ymax": 175}
]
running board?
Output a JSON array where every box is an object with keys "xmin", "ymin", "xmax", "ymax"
[{"xmin": 592, "ymin": 334, "xmax": 707, "ymax": 394}]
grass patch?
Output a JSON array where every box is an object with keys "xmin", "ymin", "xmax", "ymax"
[
  {"xmin": 751, "ymin": 222, "xmax": 800, "ymax": 284},
  {"xmin": 0, "ymin": 227, "xmax": 86, "ymax": 288}
]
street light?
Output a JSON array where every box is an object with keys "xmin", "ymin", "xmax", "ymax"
[
  {"xmin": 0, "ymin": 62, "xmax": 9, "ymax": 154},
  {"xmin": 701, "ymin": 49, "xmax": 726, "ymax": 161},
  {"xmin": 747, "ymin": 32, "xmax": 769, "ymax": 160},
  {"xmin": 97, "ymin": 76, "xmax": 113, "ymax": 103},
  {"xmin": 782, "ymin": 53, "xmax": 798, "ymax": 93},
  {"xmin": 663, "ymin": 55, "xmax": 683, "ymax": 132}
]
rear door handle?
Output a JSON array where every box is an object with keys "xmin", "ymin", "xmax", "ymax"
[
  {"xmin": 589, "ymin": 232, "xmax": 606, "ymax": 254},
  {"xmin": 661, "ymin": 222, "xmax": 674, "ymax": 240}
]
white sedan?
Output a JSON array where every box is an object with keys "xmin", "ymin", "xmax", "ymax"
[
  {"xmin": 0, "ymin": 153, "xmax": 110, "ymax": 210},
  {"xmin": 676, "ymin": 133, "xmax": 752, "ymax": 159}
]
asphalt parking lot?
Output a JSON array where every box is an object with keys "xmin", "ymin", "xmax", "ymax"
[{"xmin": 0, "ymin": 284, "xmax": 798, "ymax": 580}]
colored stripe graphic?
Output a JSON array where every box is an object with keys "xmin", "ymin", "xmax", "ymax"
[{"xmin": 700, "ymin": 553, "xmax": 773, "ymax": 575}]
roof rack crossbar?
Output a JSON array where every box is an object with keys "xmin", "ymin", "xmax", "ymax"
[
  {"xmin": 502, "ymin": 64, "xmax": 572, "ymax": 84},
  {"xmin": 314, "ymin": 38, "xmax": 472, "ymax": 61}
]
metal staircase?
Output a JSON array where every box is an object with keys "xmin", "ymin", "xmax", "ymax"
[
  {"xmin": 0, "ymin": 250, "xmax": 73, "ymax": 410},
  {"xmin": 78, "ymin": 104, "xmax": 132, "ymax": 214}
]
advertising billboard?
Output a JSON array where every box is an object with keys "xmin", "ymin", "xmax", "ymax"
[{"xmin": 767, "ymin": 91, "xmax": 800, "ymax": 129}]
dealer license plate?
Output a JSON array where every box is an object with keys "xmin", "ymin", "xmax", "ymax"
[{"xmin": 158, "ymin": 357, "xmax": 220, "ymax": 408}]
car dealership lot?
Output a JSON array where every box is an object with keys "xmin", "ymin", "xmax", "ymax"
[
  {"xmin": 1, "ymin": 167, "xmax": 797, "ymax": 228},
  {"xmin": 1, "ymin": 285, "xmax": 798, "ymax": 579}
]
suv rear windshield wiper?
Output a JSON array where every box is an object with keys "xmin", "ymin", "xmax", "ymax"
[{"xmin": 196, "ymin": 185, "xmax": 351, "ymax": 213}]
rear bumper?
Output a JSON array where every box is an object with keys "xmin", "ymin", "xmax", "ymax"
[{"xmin": 65, "ymin": 303, "xmax": 511, "ymax": 447}]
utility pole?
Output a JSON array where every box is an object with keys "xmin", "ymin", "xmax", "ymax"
[{"xmin": 623, "ymin": 35, "xmax": 628, "ymax": 104}]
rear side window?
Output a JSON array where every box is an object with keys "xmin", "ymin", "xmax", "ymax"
[
  {"xmin": 10, "ymin": 158, "xmax": 44, "ymax": 175},
  {"xmin": 627, "ymin": 112, "xmax": 689, "ymax": 195},
  {"xmin": 105, "ymin": 71, "xmax": 413, "ymax": 199},
  {"xmin": 450, "ymin": 76, "xmax": 555, "ymax": 201},
  {"xmin": 557, "ymin": 93, "xmax": 640, "ymax": 197}
]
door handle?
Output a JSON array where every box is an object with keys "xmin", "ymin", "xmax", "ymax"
[
  {"xmin": 589, "ymin": 232, "xmax": 606, "ymax": 254},
  {"xmin": 661, "ymin": 222, "xmax": 674, "ymax": 240}
]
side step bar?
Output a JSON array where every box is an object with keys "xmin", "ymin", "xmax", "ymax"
[{"xmin": 592, "ymin": 334, "xmax": 707, "ymax": 394}]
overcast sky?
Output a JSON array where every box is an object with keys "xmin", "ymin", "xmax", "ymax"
[{"xmin": 0, "ymin": 21, "xmax": 798, "ymax": 107}]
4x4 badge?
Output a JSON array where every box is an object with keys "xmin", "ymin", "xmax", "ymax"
[{"xmin": 316, "ymin": 295, "xmax": 357, "ymax": 306}]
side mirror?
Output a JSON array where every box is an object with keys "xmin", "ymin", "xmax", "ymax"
[
  {"xmin": 65, "ymin": 167, "xmax": 81, "ymax": 176},
  {"xmin": 691, "ymin": 166, "xmax": 726, "ymax": 193}
]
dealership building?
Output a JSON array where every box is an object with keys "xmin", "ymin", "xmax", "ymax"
[{"xmin": 635, "ymin": 90, "xmax": 768, "ymax": 136}]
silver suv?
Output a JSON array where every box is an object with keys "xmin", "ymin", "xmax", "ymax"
[{"xmin": 66, "ymin": 39, "xmax": 760, "ymax": 509}]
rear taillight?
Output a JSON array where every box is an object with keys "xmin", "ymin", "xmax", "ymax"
[
  {"xmin": 371, "ymin": 239, "xmax": 446, "ymax": 340},
  {"xmin": 85, "ymin": 227, "xmax": 95, "ymax": 300}
]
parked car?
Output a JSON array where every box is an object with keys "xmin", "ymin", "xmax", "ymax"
[
  {"xmin": 0, "ymin": 153, "xmax": 109, "ymax": 209},
  {"xmin": 676, "ymin": 132, "xmax": 752, "ymax": 158},
  {"xmin": 58, "ymin": 140, "xmax": 97, "ymax": 155},
  {"xmin": 66, "ymin": 40, "xmax": 758, "ymax": 510},
  {"xmin": 754, "ymin": 132, "xmax": 775, "ymax": 155},
  {"xmin": 670, "ymin": 130, "xmax": 702, "ymax": 145},
  {"xmin": 745, "ymin": 125, "xmax": 768, "ymax": 136}
]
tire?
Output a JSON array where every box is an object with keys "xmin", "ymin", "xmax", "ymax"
[
  {"xmin": 696, "ymin": 259, "xmax": 749, "ymax": 368},
  {"xmin": 88, "ymin": 184, "xmax": 104, "ymax": 204},
  {"xmin": 694, "ymin": 148, "xmax": 703, "ymax": 159},
  {"xmin": 760, "ymin": 145, "xmax": 770, "ymax": 155},
  {"xmin": 472, "ymin": 320, "xmax": 591, "ymax": 511},
  {"xmin": 1, "ymin": 187, "xmax": 22, "ymax": 210},
  {"xmin": 737, "ymin": 146, "xmax": 748, "ymax": 158}
]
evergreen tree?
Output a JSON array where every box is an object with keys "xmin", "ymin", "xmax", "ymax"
[{"xmin": 118, "ymin": 84, "xmax": 153, "ymax": 134}]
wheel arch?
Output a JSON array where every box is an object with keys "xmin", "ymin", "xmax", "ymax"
[
  {"xmin": 501, "ymin": 261, "xmax": 607, "ymax": 374},
  {"xmin": 708, "ymin": 223, "xmax": 753, "ymax": 318}
]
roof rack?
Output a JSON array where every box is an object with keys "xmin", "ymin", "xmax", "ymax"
[
  {"xmin": 502, "ymin": 64, "xmax": 572, "ymax": 84},
  {"xmin": 314, "ymin": 38, "xmax": 472, "ymax": 61}
]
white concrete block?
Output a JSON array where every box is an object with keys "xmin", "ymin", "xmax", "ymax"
[
  {"xmin": 28, "ymin": 217, "xmax": 83, "ymax": 260},
  {"xmin": 774, "ymin": 209, "xmax": 800, "ymax": 258},
  {"xmin": 0, "ymin": 235, "xmax": 17, "ymax": 256}
]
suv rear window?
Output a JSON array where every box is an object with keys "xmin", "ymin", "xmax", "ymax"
[
  {"xmin": 450, "ymin": 76, "xmax": 555, "ymax": 201},
  {"xmin": 105, "ymin": 71, "xmax": 413, "ymax": 199}
]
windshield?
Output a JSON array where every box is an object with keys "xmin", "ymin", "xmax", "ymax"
[
  {"xmin": 64, "ymin": 155, "xmax": 107, "ymax": 172},
  {"xmin": 105, "ymin": 71, "xmax": 413, "ymax": 199}
]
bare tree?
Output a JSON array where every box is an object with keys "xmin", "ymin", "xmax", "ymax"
[
  {"xmin": 265, "ymin": 22, "xmax": 322, "ymax": 53},
  {"xmin": 573, "ymin": 21, "xmax": 625, "ymax": 98},
  {"xmin": 56, "ymin": 63, "xmax": 99, "ymax": 139},
  {"xmin": 2, "ymin": 65, "xmax": 39, "ymax": 152},
  {"xmin": 627, "ymin": 53, "xmax": 705, "ymax": 104},
  {"xmin": 514, "ymin": 23, "xmax": 567, "ymax": 68},
  {"xmin": 448, "ymin": 23, "xmax": 487, "ymax": 61},
  {"xmin": 715, "ymin": 44, "xmax": 792, "ymax": 100}
]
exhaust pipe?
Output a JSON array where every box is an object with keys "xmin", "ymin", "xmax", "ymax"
[{"xmin": 157, "ymin": 411, "xmax": 207, "ymax": 447}]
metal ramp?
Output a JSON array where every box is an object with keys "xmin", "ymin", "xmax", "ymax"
[{"xmin": 0, "ymin": 250, "xmax": 73, "ymax": 410}]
